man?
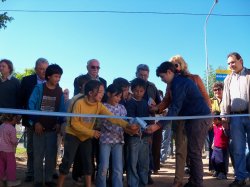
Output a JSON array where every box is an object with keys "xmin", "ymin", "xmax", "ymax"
[
  {"xmin": 135, "ymin": 64, "xmax": 161, "ymax": 184},
  {"xmin": 73, "ymin": 59, "xmax": 107, "ymax": 95},
  {"xmin": 0, "ymin": 59, "xmax": 21, "ymax": 109},
  {"xmin": 147, "ymin": 61, "xmax": 211, "ymax": 187},
  {"xmin": 20, "ymin": 58, "xmax": 49, "ymax": 182},
  {"xmin": 221, "ymin": 52, "xmax": 250, "ymax": 187}
]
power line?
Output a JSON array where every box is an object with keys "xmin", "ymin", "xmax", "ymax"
[{"xmin": 0, "ymin": 9, "xmax": 250, "ymax": 17}]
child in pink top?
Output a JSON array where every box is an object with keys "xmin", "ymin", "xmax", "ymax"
[
  {"xmin": 0, "ymin": 114, "xmax": 21, "ymax": 187},
  {"xmin": 211, "ymin": 111, "xmax": 229, "ymax": 180}
]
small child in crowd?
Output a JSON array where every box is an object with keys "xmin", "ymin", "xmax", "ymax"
[
  {"xmin": 0, "ymin": 114, "xmax": 21, "ymax": 187},
  {"xmin": 211, "ymin": 111, "xmax": 229, "ymax": 180},
  {"xmin": 96, "ymin": 84, "xmax": 127, "ymax": 187}
]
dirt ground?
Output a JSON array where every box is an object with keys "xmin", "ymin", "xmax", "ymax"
[{"xmin": 14, "ymin": 154, "xmax": 250, "ymax": 187}]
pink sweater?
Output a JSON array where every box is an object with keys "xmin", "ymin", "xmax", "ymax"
[{"xmin": 0, "ymin": 123, "xmax": 18, "ymax": 152}]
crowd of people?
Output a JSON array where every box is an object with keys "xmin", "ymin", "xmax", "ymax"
[{"xmin": 0, "ymin": 52, "xmax": 249, "ymax": 187}]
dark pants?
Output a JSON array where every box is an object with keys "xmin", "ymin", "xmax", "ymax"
[
  {"xmin": 25, "ymin": 126, "xmax": 34, "ymax": 178},
  {"xmin": 185, "ymin": 118, "xmax": 211, "ymax": 187},
  {"xmin": 152, "ymin": 128, "xmax": 162, "ymax": 171},
  {"xmin": 211, "ymin": 146, "xmax": 229, "ymax": 174}
]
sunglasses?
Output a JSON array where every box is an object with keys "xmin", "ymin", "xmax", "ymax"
[
  {"xmin": 174, "ymin": 63, "xmax": 179, "ymax": 68},
  {"xmin": 213, "ymin": 88, "xmax": 222, "ymax": 92},
  {"xmin": 90, "ymin": 66, "xmax": 100, "ymax": 70}
]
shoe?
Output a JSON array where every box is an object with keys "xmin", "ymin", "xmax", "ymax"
[
  {"xmin": 34, "ymin": 182, "xmax": 43, "ymax": 187},
  {"xmin": 153, "ymin": 170, "xmax": 159, "ymax": 175},
  {"xmin": 184, "ymin": 166, "xmax": 190, "ymax": 174},
  {"xmin": 52, "ymin": 173, "xmax": 59, "ymax": 179},
  {"xmin": 171, "ymin": 181, "xmax": 183, "ymax": 187},
  {"xmin": 148, "ymin": 175, "xmax": 154, "ymax": 185},
  {"xmin": 183, "ymin": 182, "xmax": 194, "ymax": 187},
  {"xmin": 0, "ymin": 180, "xmax": 6, "ymax": 187},
  {"xmin": 6, "ymin": 180, "xmax": 21, "ymax": 187},
  {"xmin": 216, "ymin": 172, "xmax": 227, "ymax": 180},
  {"xmin": 24, "ymin": 176, "xmax": 34, "ymax": 182},
  {"xmin": 45, "ymin": 181, "xmax": 57, "ymax": 187},
  {"xmin": 212, "ymin": 171, "xmax": 219, "ymax": 177},
  {"xmin": 229, "ymin": 179, "xmax": 246, "ymax": 187}
]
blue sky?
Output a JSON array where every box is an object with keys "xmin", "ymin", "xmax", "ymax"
[{"xmin": 1, "ymin": 0, "xmax": 250, "ymax": 97}]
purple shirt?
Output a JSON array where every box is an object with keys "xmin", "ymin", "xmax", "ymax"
[
  {"xmin": 99, "ymin": 103, "xmax": 127, "ymax": 144},
  {"xmin": 0, "ymin": 123, "xmax": 18, "ymax": 152}
]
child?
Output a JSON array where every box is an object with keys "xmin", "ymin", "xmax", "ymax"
[
  {"xmin": 96, "ymin": 84, "xmax": 127, "ymax": 187},
  {"xmin": 57, "ymin": 80, "xmax": 139, "ymax": 187},
  {"xmin": 29, "ymin": 64, "xmax": 65, "ymax": 187},
  {"xmin": 0, "ymin": 114, "xmax": 21, "ymax": 187},
  {"xmin": 211, "ymin": 111, "xmax": 229, "ymax": 180},
  {"xmin": 126, "ymin": 78, "xmax": 153, "ymax": 187}
]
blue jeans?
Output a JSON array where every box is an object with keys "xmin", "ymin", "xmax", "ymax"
[
  {"xmin": 33, "ymin": 131, "xmax": 57, "ymax": 183},
  {"xmin": 160, "ymin": 123, "xmax": 172, "ymax": 163},
  {"xmin": 127, "ymin": 136, "xmax": 149, "ymax": 187},
  {"xmin": 230, "ymin": 116, "xmax": 250, "ymax": 180},
  {"xmin": 96, "ymin": 143, "xmax": 123, "ymax": 187}
]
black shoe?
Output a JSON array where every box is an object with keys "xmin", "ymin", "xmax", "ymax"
[
  {"xmin": 34, "ymin": 182, "xmax": 43, "ymax": 187},
  {"xmin": 24, "ymin": 176, "xmax": 34, "ymax": 182},
  {"xmin": 52, "ymin": 173, "xmax": 59, "ymax": 179},
  {"xmin": 229, "ymin": 179, "xmax": 246, "ymax": 187},
  {"xmin": 148, "ymin": 175, "xmax": 154, "ymax": 185},
  {"xmin": 45, "ymin": 181, "xmax": 57, "ymax": 187},
  {"xmin": 183, "ymin": 182, "xmax": 194, "ymax": 187}
]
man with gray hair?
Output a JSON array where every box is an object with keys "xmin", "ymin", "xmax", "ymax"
[
  {"xmin": 20, "ymin": 57, "xmax": 49, "ymax": 182},
  {"xmin": 73, "ymin": 59, "xmax": 107, "ymax": 95}
]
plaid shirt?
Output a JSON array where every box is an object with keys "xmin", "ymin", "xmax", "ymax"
[{"xmin": 99, "ymin": 103, "xmax": 127, "ymax": 144}]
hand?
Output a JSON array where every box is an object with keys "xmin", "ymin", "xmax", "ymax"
[
  {"xmin": 34, "ymin": 122, "xmax": 44, "ymax": 135},
  {"xmin": 149, "ymin": 105, "xmax": 158, "ymax": 113},
  {"xmin": 145, "ymin": 123, "xmax": 161, "ymax": 134},
  {"xmin": 93, "ymin": 130, "xmax": 101, "ymax": 139},
  {"xmin": 125, "ymin": 124, "xmax": 140, "ymax": 135}
]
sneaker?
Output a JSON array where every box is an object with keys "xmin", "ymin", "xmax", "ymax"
[
  {"xmin": 6, "ymin": 180, "xmax": 21, "ymax": 187},
  {"xmin": 212, "ymin": 171, "xmax": 219, "ymax": 177},
  {"xmin": 216, "ymin": 172, "xmax": 227, "ymax": 180},
  {"xmin": 229, "ymin": 179, "xmax": 246, "ymax": 187}
]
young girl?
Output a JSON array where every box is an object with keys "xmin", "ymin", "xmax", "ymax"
[
  {"xmin": 211, "ymin": 111, "xmax": 229, "ymax": 180},
  {"xmin": 96, "ymin": 84, "xmax": 127, "ymax": 187},
  {"xmin": 57, "ymin": 80, "xmax": 138, "ymax": 187},
  {"xmin": 0, "ymin": 114, "xmax": 21, "ymax": 187}
]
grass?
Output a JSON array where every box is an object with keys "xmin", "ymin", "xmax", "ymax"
[{"xmin": 16, "ymin": 147, "xmax": 26, "ymax": 155}]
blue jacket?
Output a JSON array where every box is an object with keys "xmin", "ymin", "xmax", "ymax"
[
  {"xmin": 167, "ymin": 75, "xmax": 211, "ymax": 117},
  {"xmin": 28, "ymin": 83, "xmax": 66, "ymax": 126}
]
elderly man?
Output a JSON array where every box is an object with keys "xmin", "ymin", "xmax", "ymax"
[
  {"xmin": 20, "ymin": 58, "xmax": 49, "ymax": 182},
  {"xmin": 221, "ymin": 52, "xmax": 250, "ymax": 187},
  {"xmin": 73, "ymin": 59, "xmax": 107, "ymax": 95}
]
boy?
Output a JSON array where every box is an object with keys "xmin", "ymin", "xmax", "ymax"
[
  {"xmin": 126, "ymin": 77, "xmax": 153, "ymax": 187},
  {"xmin": 29, "ymin": 64, "xmax": 65, "ymax": 187}
]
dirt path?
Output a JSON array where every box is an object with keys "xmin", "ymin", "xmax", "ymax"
[{"xmin": 14, "ymin": 155, "xmax": 250, "ymax": 187}]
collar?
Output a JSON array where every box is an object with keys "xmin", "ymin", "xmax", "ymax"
[
  {"xmin": 232, "ymin": 67, "xmax": 246, "ymax": 76},
  {"xmin": 0, "ymin": 74, "xmax": 12, "ymax": 82},
  {"xmin": 87, "ymin": 73, "xmax": 100, "ymax": 81},
  {"xmin": 36, "ymin": 75, "xmax": 46, "ymax": 83}
]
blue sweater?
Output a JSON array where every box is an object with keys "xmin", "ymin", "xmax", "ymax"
[{"xmin": 167, "ymin": 75, "xmax": 211, "ymax": 117}]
